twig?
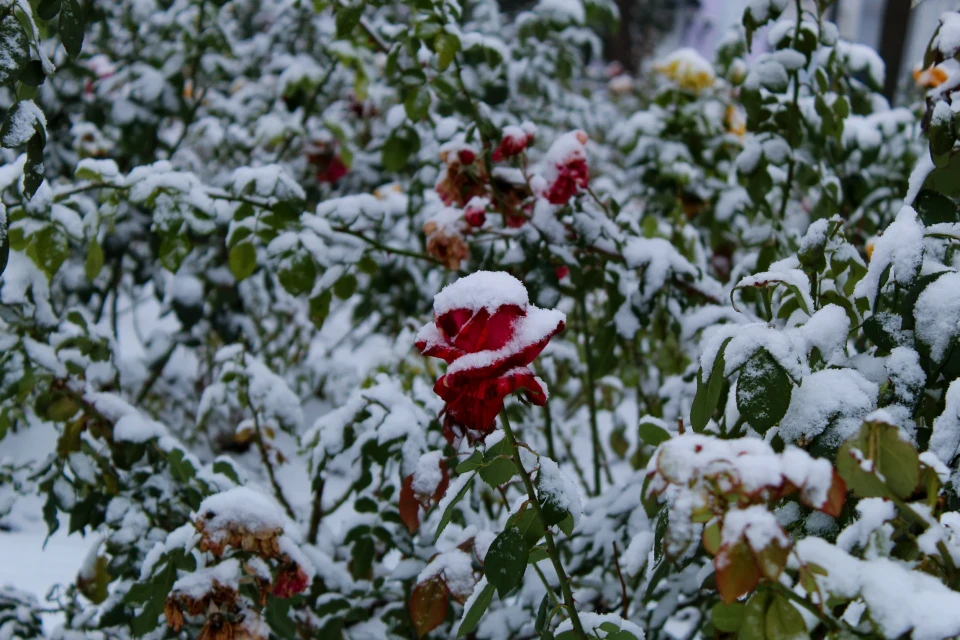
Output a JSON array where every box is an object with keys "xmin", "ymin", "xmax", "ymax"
[{"xmin": 612, "ymin": 542, "xmax": 629, "ymax": 619}]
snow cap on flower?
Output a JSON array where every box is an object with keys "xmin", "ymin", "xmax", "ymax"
[
  {"xmin": 463, "ymin": 196, "xmax": 489, "ymax": 227},
  {"xmin": 539, "ymin": 130, "xmax": 589, "ymax": 206},
  {"xmin": 416, "ymin": 271, "xmax": 565, "ymax": 445},
  {"xmin": 655, "ymin": 48, "xmax": 716, "ymax": 93},
  {"xmin": 423, "ymin": 207, "xmax": 470, "ymax": 270}
]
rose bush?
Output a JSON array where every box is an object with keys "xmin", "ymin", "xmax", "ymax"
[{"xmin": 4, "ymin": 0, "xmax": 960, "ymax": 639}]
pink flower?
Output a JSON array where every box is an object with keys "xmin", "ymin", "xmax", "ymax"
[
  {"xmin": 542, "ymin": 130, "xmax": 589, "ymax": 205},
  {"xmin": 415, "ymin": 271, "xmax": 565, "ymax": 445}
]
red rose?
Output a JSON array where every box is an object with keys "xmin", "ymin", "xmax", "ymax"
[
  {"xmin": 272, "ymin": 565, "xmax": 310, "ymax": 598},
  {"xmin": 492, "ymin": 125, "xmax": 533, "ymax": 162},
  {"xmin": 542, "ymin": 130, "xmax": 589, "ymax": 205},
  {"xmin": 416, "ymin": 271, "xmax": 565, "ymax": 445},
  {"xmin": 464, "ymin": 197, "xmax": 488, "ymax": 227},
  {"xmin": 317, "ymin": 156, "xmax": 348, "ymax": 184}
]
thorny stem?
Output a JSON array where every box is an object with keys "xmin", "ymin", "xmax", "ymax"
[{"xmin": 499, "ymin": 410, "xmax": 587, "ymax": 640}]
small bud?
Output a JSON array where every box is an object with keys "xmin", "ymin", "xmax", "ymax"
[{"xmin": 458, "ymin": 148, "xmax": 476, "ymax": 165}]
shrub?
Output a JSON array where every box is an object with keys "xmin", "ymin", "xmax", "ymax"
[{"xmin": 2, "ymin": 0, "xmax": 960, "ymax": 638}]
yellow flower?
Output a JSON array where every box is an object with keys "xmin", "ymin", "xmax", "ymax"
[
  {"xmin": 914, "ymin": 65, "xmax": 948, "ymax": 88},
  {"xmin": 866, "ymin": 238, "xmax": 876, "ymax": 261},
  {"xmin": 725, "ymin": 105, "xmax": 747, "ymax": 137},
  {"xmin": 655, "ymin": 48, "xmax": 716, "ymax": 94}
]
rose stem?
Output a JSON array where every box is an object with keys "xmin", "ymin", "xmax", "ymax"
[{"xmin": 499, "ymin": 409, "xmax": 587, "ymax": 640}]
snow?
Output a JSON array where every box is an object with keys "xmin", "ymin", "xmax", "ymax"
[
  {"xmin": 0, "ymin": 100, "xmax": 45, "ymax": 148},
  {"xmin": 934, "ymin": 12, "xmax": 960, "ymax": 57},
  {"xmin": 195, "ymin": 487, "xmax": 290, "ymax": 540},
  {"xmin": 433, "ymin": 271, "xmax": 529, "ymax": 316},
  {"xmin": 913, "ymin": 271, "xmax": 960, "ymax": 362},
  {"xmin": 441, "ymin": 306, "xmax": 566, "ymax": 378},
  {"xmin": 623, "ymin": 238, "xmax": 698, "ymax": 300},
  {"xmin": 779, "ymin": 368, "xmax": 878, "ymax": 445},
  {"xmin": 648, "ymin": 435, "xmax": 837, "ymax": 513},
  {"xmin": 720, "ymin": 505, "xmax": 788, "ymax": 551},
  {"xmin": 795, "ymin": 537, "xmax": 960, "ymax": 640},
  {"xmin": 930, "ymin": 379, "xmax": 960, "ymax": 463},
  {"xmin": 537, "ymin": 458, "xmax": 582, "ymax": 526},
  {"xmin": 172, "ymin": 558, "xmax": 241, "ymax": 599},
  {"xmin": 854, "ymin": 206, "xmax": 925, "ymax": 304},
  {"xmin": 411, "ymin": 451, "xmax": 444, "ymax": 497},
  {"xmin": 556, "ymin": 612, "xmax": 645, "ymax": 639},
  {"xmin": 416, "ymin": 549, "xmax": 475, "ymax": 600},
  {"xmin": 735, "ymin": 268, "xmax": 813, "ymax": 314}
]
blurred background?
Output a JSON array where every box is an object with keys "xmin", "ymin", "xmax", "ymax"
[{"xmin": 542, "ymin": 0, "xmax": 956, "ymax": 102}]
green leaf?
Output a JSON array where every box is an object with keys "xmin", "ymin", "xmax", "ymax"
[
  {"xmin": 712, "ymin": 602, "xmax": 745, "ymax": 633},
  {"xmin": 309, "ymin": 289, "xmax": 333, "ymax": 329},
  {"xmin": 480, "ymin": 437, "xmax": 516, "ymax": 488},
  {"xmin": 333, "ymin": 272, "xmax": 358, "ymax": 299},
  {"xmin": 278, "ymin": 251, "xmax": 316, "ymax": 296},
  {"xmin": 765, "ymin": 593, "xmax": 809, "ymax": 640},
  {"xmin": 639, "ymin": 420, "xmax": 671, "ymax": 447},
  {"xmin": 24, "ymin": 127, "xmax": 44, "ymax": 197},
  {"xmin": 0, "ymin": 16, "xmax": 28, "ymax": 85},
  {"xmin": 229, "ymin": 242, "xmax": 257, "ymax": 282},
  {"xmin": 336, "ymin": 4, "xmax": 363, "ymax": 38},
  {"xmin": 740, "ymin": 591, "xmax": 772, "ymax": 640},
  {"xmin": 382, "ymin": 127, "xmax": 419, "ymax": 172},
  {"xmin": 485, "ymin": 527, "xmax": 529, "ymax": 598},
  {"xmin": 37, "ymin": 0, "xmax": 62, "ymax": 20},
  {"xmin": 59, "ymin": 0, "xmax": 85, "ymax": 58},
  {"xmin": 535, "ymin": 593, "xmax": 549, "ymax": 632},
  {"xmin": 404, "ymin": 86, "xmax": 431, "ymax": 121},
  {"xmin": 159, "ymin": 234, "xmax": 191, "ymax": 272},
  {"xmin": 457, "ymin": 581, "xmax": 495, "ymax": 638},
  {"xmin": 212, "ymin": 459, "xmax": 241, "ymax": 484},
  {"xmin": 435, "ymin": 32, "xmax": 461, "ymax": 71},
  {"xmin": 736, "ymin": 349, "xmax": 792, "ymax": 434},
  {"xmin": 19, "ymin": 60, "xmax": 45, "ymax": 87},
  {"xmin": 837, "ymin": 419, "xmax": 920, "ymax": 500},
  {"xmin": 26, "ymin": 226, "xmax": 68, "ymax": 278},
  {"xmin": 85, "ymin": 239, "xmax": 104, "ymax": 282},
  {"xmin": 914, "ymin": 189, "xmax": 959, "ymax": 225},
  {"xmin": 434, "ymin": 472, "xmax": 475, "ymax": 542},
  {"xmin": 537, "ymin": 477, "xmax": 568, "ymax": 527},
  {"xmin": 456, "ymin": 450, "xmax": 483, "ymax": 473},
  {"xmin": 690, "ymin": 338, "xmax": 731, "ymax": 432}
]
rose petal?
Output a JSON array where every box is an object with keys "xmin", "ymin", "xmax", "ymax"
[{"xmin": 443, "ymin": 307, "xmax": 565, "ymax": 386}]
